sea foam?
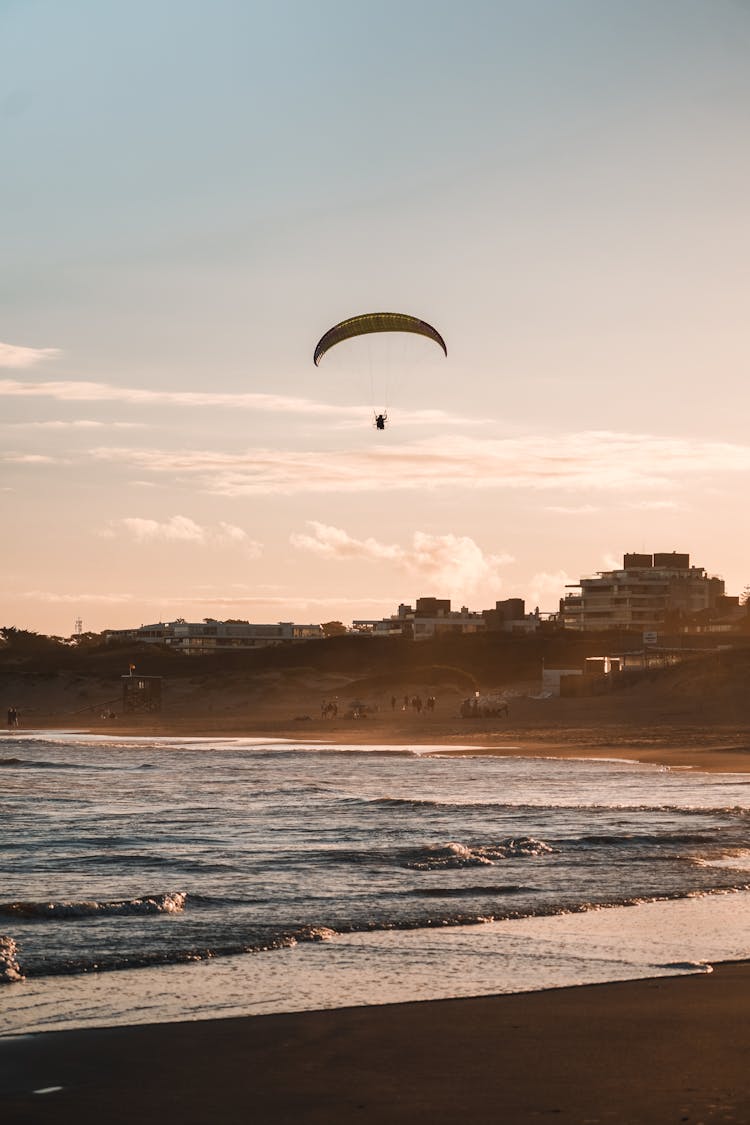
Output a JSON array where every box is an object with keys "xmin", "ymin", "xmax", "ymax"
[
  {"xmin": 0, "ymin": 935, "xmax": 24, "ymax": 983},
  {"xmin": 406, "ymin": 837, "xmax": 553, "ymax": 870},
  {"xmin": 0, "ymin": 892, "xmax": 187, "ymax": 920}
]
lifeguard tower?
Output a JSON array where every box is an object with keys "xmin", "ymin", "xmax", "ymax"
[{"xmin": 121, "ymin": 667, "xmax": 163, "ymax": 713}]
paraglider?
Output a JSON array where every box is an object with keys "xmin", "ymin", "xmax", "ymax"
[
  {"xmin": 313, "ymin": 312, "xmax": 446, "ymax": 430},
  {"xmin": 313, "ymin": 313, "xmax": 447, "ymax": 367}
]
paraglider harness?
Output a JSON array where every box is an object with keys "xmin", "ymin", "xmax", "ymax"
[{"xmin": 374, "ymin": 411, "xmax": 387, "ymax": 430}]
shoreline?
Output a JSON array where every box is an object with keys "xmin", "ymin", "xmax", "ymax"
[
  {"xmin": 3, "ymin": 961, "xmax": 750, "ymax": 1123},
  {"xmin": 13, "ymin": 711, "xmax": 750, "ymax": 772}
]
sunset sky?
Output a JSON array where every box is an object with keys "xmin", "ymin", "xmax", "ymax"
[{"xmin": 3, "ymin": 0, "xmax": 750, "ymax": 635}]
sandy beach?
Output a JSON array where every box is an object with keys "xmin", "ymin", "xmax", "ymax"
[
  {"xmin": 23, "ymin": 702, "xmax": 750, "ymax": 774},
  {"xmin": 1, "ymin": 961, "xmax": 748, "ymax": 1124}
]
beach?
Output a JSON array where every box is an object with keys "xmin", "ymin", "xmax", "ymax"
[
  {"xmin": 2, "ymin": 712, "xmax": 750, "ymax": 1123},
  {"xmin": 2, "ymin": 962, "xmax": 749, "ymax": 1124},
  {"xmin": 23, "ymin": 703, "xmax": 750, "ymax": 773}
]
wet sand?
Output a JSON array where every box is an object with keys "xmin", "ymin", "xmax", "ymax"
[{"xmin": 2, "ymin": 962, "xmax": 749, "ymax": 1124}]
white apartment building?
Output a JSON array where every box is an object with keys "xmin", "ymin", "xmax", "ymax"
[{"xmin": 560, "ymin": 552, "xmax": 726, "ymax": 632}]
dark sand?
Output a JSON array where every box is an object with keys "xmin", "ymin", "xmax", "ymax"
[{"xmin": 2, "ymin": 963, "xmax": 749, "ymax": 1124}]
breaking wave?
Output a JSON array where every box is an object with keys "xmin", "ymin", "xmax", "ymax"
[
  {"xmin": 0, "ymin": 892, "xmax": 186, "ymax": 920},
  {"xmin": 405, "ymin": 838, "xmax": 553, "ymax": 870},
  {"xmin": 0, "ymin": 935, "xmax": 24, "ymax": 983}
]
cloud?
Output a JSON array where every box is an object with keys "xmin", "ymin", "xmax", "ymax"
[
  {"xmin": 16, "ymin": 591, "xmax": 393, "ymax": 615},
  {"xmin": 0, "ymin": 379, "xmax": 478, "ymax": 426},
  {"xmin": 6, "ymin": 419, "xmax": 147, "ymax": 430},
  {"xmin": 0, "ymin": 343, "xmax": 59, "ymax": 369},
  {"xmin": 291, "ymin": 522, "xmax": 513, "ymax": 593},
  {"xmin": 87, "ymin": 431, "xmax": 750, "ymax": 496},
  {"xmin": 217, "ymin": 521, "xmax": 261, "ymax": 553},
  {"xmin": 525, "ymin": 570, "xmax": 573, "ymax": 610},
  {"xmin": 290, "ymin": 523, "xmax": 401, "ymax": 562},
  {"xmin": 1, "ymin": 453, "xmax": 56, "ymax": 464},
  {"xmin": 101, "ymin": 515, "xmax": 262, "ymax": 555},
  {"xmin": 19, "ymin": 591, "xmax": 136, "ymax": 604},
  {"xmin": 544, "ymin": 504, "xmax": 599, "ymax": 515},
  {"xmin": 114, "ymin": 515, "xmax": 207, "ymax": 542}
]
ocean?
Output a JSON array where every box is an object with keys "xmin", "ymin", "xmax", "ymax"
[{"xmin": 2, "ymin": 733, "xmax": 749, "ymax": 1036}]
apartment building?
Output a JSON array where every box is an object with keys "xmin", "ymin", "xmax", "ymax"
[{"xmin": 560, "ymin": 552, "xmax": 725, "ymax": 632}]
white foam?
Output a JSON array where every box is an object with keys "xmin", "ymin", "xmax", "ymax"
[{"xmin": 0, "ymin": 935, "xmax": 24, "ymax": 983}]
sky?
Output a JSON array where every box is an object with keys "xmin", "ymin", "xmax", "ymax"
[{"xmin": 3, "ymin": 0, "xmax": 750, "ymax": 635}]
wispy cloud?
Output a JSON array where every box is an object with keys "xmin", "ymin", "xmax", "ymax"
[
  {"xmin": 88, "ymin": 431, "xmax": 750, "ymax": 496},
  {"xmin": 6, "ymin": 419, "xmax": 148, "ymax": 430},
  {"xmin": 101, "ymin": 515, "xmax": 262, "ymax": 555},
  {"xmin": 17, "ymin": 591, "xmax": 390, "ymax": 614},
  {"xmin": 1, "ymin": 453, "xmax": 56, "ymax": 464},
  {"xmin": 544, "ymin": 504, "xmax": 600, "ymax": 515},
  {"xmin": 291, "ymin": 522, "xmax": 513, "ymax": 593},
  {"xmin": 19, "ymin": 591, "xmax": 136, "ymax": 605},
  {"xmin": 0, "ymin": 343, "xmax": 60, "ymax": 369},
  {"xmin": 0, "ymin": 379, "xmax": 476, "ymax": 425},
  {"xmin": 0, "ymin": 379, "xmax": 356, "ymax": 414}
]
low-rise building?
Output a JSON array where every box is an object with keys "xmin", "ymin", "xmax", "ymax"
[
  {"xmin": 483, "ymin": 599, "xmax": 541, "ymax": 634},
  {"xmin": 353, "ymin": 597, "xmax": 487, "ymax": 640},
  {"xmin": 353, "ymin": 595, "xmax": 541, "ymax": 640},
  {"xmin": 104, "ymin": 618, "xmax": 323, "ymax": 653}
]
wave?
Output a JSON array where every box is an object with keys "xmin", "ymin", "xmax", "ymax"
[
  {"xmin": 574, "ymin": 832, "xmax": 718, "ymax": 847},
  {"xmin": 0, "ymin": 756, "xmax": 89, "ymax": 770},
  {"xmin": 8, "ymin": 885, "xmax": 750, "ymax": 983},
  {"xmin": 409, "ymin": 884, "xmax": 537, "ymax": 898},
  {"xmin": 369, "ymin": 795, "xmax": 749, "ymax": 819},
  {"xmin": 404, "ymin": 838, "xmax": 553, "ymax": 870},
  {"xmin": 0, "ymin": 935, "xmax": 24, "ymax": 983},
  {"xmin": 0, "ymin": 892, "xmax": 186, "ymax": 921},
  {"xmin": 68, "ymin": 854, "xmax": 236, "ymax": 873}
]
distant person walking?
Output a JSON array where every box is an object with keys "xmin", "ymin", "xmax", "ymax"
[{"xmin": 7, "ymin": 706, "xmax": 18, "ymax": 729}]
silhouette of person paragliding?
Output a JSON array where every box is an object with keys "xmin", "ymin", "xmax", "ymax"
[{"xmin": 374, "ymin": 412, "xmax": 387, "ymax": 430}]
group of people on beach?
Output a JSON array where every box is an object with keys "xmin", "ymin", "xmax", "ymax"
[
  {"xmin": 391, "ymin": 694, "xmax": 437, "ymax": 713},
  {"xmin": 6, "ymin": 707, "xmax": 19, "ymax": 729},
  {"xmin": 318, "ymin": 695, "xmax": 439, "ymax": 720}
]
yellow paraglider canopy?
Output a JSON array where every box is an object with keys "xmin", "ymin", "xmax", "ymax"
[{"xmin": 313, "ymin": 312, "xmax": 446, "ymax": 366}]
